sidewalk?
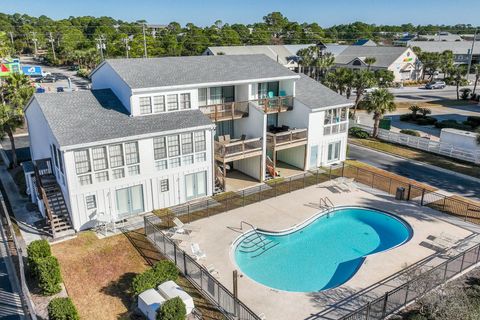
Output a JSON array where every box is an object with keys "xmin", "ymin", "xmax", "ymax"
[{"xmin": 0, "ymin": 165, "xmax": 45, "ymax": 244}]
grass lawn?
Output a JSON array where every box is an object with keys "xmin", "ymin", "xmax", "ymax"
[
  {"xmin": 395, "ymin": 99, "xmax": 478, "ymax": 109},
  {"xmin": 52, "ymin": 231, "xmax": 225, "ymax": 320},
  {"xmin": 349, "ymin": 138, "xmax": 480, "ymax": 179}
]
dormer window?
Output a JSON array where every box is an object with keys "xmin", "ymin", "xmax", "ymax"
[
  {"xmin": 153, "ymin": 96, "xmax": 165, "ymax": 113},
  {"xmin": 179, "ymin": 93, "xmax": 191, "ymax": 110},
  {"xmin": 139, "ymin": 97, "xmax": 152, "ymax": 114},
  {"xmin": 167, "ymin": 94, "xmax": 178, "ymax": 111}
]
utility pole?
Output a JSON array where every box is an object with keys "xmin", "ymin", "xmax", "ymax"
[
  {"xmin": 122, "ymin": 37, "xmax": 130, "ymax": 58},
  {"xmin": 96, "ymin": 35, "xmax": 106, "ymax": 60},
  {"xmin": 466, "ymin": 28, "xmax": 477, "ymax": 80},
  {"xmin": 31, "ymin": 32, "xmax": 38, "ymax": 57},
  {"xmin": 48, "ymin": 32, "xmax": 56, "ymax": 62},
  {"xmin": 142, "ymin": 24, "xmax": 148, "ymax": 58},
  {"xmin": 8, "ymin": 32, "xmax": 14, "ymax": 54}
]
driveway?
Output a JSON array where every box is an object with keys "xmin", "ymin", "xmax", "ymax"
[{"xmin": 348, "ymin": 144, "xmax": 480, "ymax": 201}]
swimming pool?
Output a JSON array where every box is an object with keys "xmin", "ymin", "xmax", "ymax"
[{"xmin": 233, "ymin": 207, "xmax": 412, "ymax": 292}]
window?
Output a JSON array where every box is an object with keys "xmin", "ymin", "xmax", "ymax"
[
  {"xmin": 57, "ymin": 148, "xmax": 64, "ymax": 173},
  {"xmin": 78, "ymin": 175, "xmax": 92, "ymax": 186},
  {"xmin": 74, "ymin": 150, "xmax": 91, "ymax": 175},
  {"xmin": 153, "ymin": 95, "xmax": 165, "ymax": 113},
  {"xmin": 139, "ymin": 97, "xmax": 152, "ymax": 114},
  {"xmin": 153, "ymin": 137, "xmax": 167, "ymax": 160},
  {"xmin": 125, "ymin": 142, "xmax": 139, "ymax": 165},
  {"xmin": 185, "ymin": 171, "xmax": 207, "ymax": 200},
  {"xmin": 195, "ymin": 152, "xmax": 206, "ymax": 163},
  {"xmin": 128, "ymin": 165, "xmax": 140, "ymax": 176},
  {"xmin": 257, "ymin": 83, "xmax": 268, "ymax": 99},
  {"xmin": 167, "ymin": 94, "xmax": 178, "ymax": 111},
  {"xmin": 160, "ymin": 179, "xmax": 169, "ymax": 192},
  {"xmin": 92, "ymin": 147, "xmax": 108, "ymax": 171},
  {"xmin": 327, "ymin": 141, "xmax": 341, "ymax": 162},
  {"xmin": 112, "ymin": 168, "xmax": 125, "ymax": 179},
  {"xmin": 167, "ymin": 135, "xmax": 180, "ymax": 157},
  {"xmin": 198, "ymin": 88, "xmax": 207, "ymax": 106},
  {"xmin": 95, "ymin": 171, "xmax": 109, "ymax": 182},
  {"xmin": 182, "ymin": 155, "xmax": 193, "ymax": 165},
  {"xmin": 340, "ymin": 107, "xmax": 347, "ymax": 121},
  {"xmin": 209, "ymin": 87, "xmax": 222, "ymax": 104},
  {"xmin": 85, "ymin": 195, "xmax": 96, "ymax": 209},
  {"xmin": 155, "ymin": 160, "xmax": 168, "ymax": 171},
  {"xmin": 169, "ymin": 157, "xmax": 181, "ymax": 168},
  {"xmin": 194, "ymin": 131, "xmax": 206, "ymax": 152},
  {"xmin": 179, "ymin": 93, "xmax": 191, "ymax": 110},
  {"xmin": 181, "ymin": 133, "xmax": 193, "ymax": 154},
  {"xmin": 109, "ymin": 145, "xmax": 124, "ymax": 168}
]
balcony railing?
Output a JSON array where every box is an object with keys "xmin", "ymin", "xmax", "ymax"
[
  {"xmin": 254, "ymin": 96, "xmax": 294, "ymax": 114},
  {"xmin": 266, "ymin": 128, "xmax": 308, "ymax": 150},
  {"xmin": 323, "ymin": 122, "xmax": 348, "ymax": 136},
  {"xmin": 199, "ymin": 96, "xmax": 294, "ymax": 122},
  {"xmin": 214, "ymin": 137, "xmax": 263, "ymax": 162},
  {"xmin": 199, "ymin": 101, "xmax": 249, "ymax": 122}
]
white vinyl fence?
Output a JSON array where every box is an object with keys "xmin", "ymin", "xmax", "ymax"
[{"xmin": 352, "ymin": 124, "xmax": 480, "ymax": 165}]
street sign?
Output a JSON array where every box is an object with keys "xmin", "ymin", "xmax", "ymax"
[{"xmin": 22, "ymin": 65, "xmax": 43, "ymax": 76}]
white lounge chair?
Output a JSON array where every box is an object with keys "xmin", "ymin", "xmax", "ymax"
[
  {"xmin": 173, "ymin": 217, "xmax": 199, "ymax": 234},
  {"xmin": 191, "ymin": 243, "xmax": 206, "ymax": 260},
  {"xmin": 205, "ymin": 264, "xmax": 219, "ymax": 278}
]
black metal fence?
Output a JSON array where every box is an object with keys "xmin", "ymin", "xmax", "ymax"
[
  {"xmin": 339, "ymin": 241, "xmax": 480, "ymax": 320},
  {"xmin": 144, "ymin": 216, "xmax": 261, "ymax": 320}
]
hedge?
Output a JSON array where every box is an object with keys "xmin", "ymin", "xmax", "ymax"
[
  {"xmin": 36, "ymin": 256, "xmax": 63, "ymax": 295},
  {"xmin": 157, "ymin": 297, "xmax": 186, "ymax": 320},
  {"xmin": 400, "ymin": 129, "xmax": 420, "ymax": 137},
  {"xmin": 48, "ymin": 297, "xmax": 80, "ymax": 320},
  {"xmin": 132, "ymin": 260, "xmax": 179, "ymax": 296},
  {"xmin": 434, "ymin": 119, "xmax": 473, "ymax": 131},
  {"xmin": 27, "ymin": 240, "xmax": 51, "ymax": 275},
  {"xmin": 348, "ymin": 127, "xmax": 369, "ymax": 139}
]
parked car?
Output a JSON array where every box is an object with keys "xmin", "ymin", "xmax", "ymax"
[
  {"xmin": 36, "ymin": 74, "xmax": 56, "ymax": 83},
  {"xmin": 425, "ymin": 81, "xmax": 446, "ymax": 89}
]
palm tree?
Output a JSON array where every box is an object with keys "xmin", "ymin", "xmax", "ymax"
[
  {"xmin": 0, "ymin": 73, "xmax": 35, "ymax": 167},
  {"xmin": 364, "ymin": 57, "xmax": 376, "ymax": 71},
  {"xmin": 352, "ymin": 70, "xmax": 377, "ymax": 118},
  {"xmin": 296, "ymin": 47, "xmax": 314, "ymax": 77},
  {"xmin": 364, "ymin": 89, "xmax": 396, "ymax": 138},
  {"xmin": 409, "ymin": 105, "xmax": 421, "ymax": 120},
  {"xmin": 420, "ymin": 108, "xmax": 432, "ymax": 117},
  {"xmin": 314, "ymin": 52, "xmax": 335, "ymax": 81}
]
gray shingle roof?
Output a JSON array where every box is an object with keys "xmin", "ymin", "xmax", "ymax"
[
  {"xmin": 295, "ymin": 74, "xmax": 352, "ymax": 110},
  {"xmin": 102, "ymin": 55, "xmax": 298, "ymax": 89},
  {"xmin": 407, "ymin": 41, "xmax": 480, "ymax": 54},
  {"xmin": 335, "ymin": 46, "xmax": 409, "ymax": 67},
  {"xmin": 32, "ymin": 89, "xmax": 213, "ymax": 148}
]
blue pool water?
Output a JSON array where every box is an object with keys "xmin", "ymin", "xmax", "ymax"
[{"xmin": 234, "ymin": 207, "xmax": 412, "ymax": 292}]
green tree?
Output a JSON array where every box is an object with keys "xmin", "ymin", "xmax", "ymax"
[
  {"xmin": 364, "ymin": 57, "xmax": 376, "ymax": 71},
  {"xmin": 157, "ymin": 297, "xmax": 186, "ymax": 320},
  {"xmin": 374, "ymin": 69, "xmax": 395, "ymax": 88},
  {"xmin": 452, "ymin": 65, "xmax": 468, "ymax": 100},
  {"xmin": 352, "ymin": 70, "xmax": 377, "ymax": 117},
  {"xmin": 364, "ymin": 89, "xmax": 396, "ymax": 137},
  {"xmin": 0, "ymin": 73, "xmax": 35, "ymax": 167},
  {"xmin": 409, "ymin": 105, "xmax": 421, "ymax": 120}
]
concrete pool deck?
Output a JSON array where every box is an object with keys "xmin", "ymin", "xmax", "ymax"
[{"xmin": 177, "ymin": 181, "xmax": 478, "ymax": 320}]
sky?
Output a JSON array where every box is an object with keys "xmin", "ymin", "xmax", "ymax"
[{"xmin": 2, "ymin": 0, "xmax": 479, "ymax": 27}]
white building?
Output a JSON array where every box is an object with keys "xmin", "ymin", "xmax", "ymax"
[{"xmin": 24, "ymin": 54, "xmax": 352, "ymax": 237}]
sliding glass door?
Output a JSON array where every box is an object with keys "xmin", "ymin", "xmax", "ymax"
[
  {"xmin": 327, "ymin": 141, "xmax": 341, "ymax": 162},
  {"xmin": 116, "ymin": 185, "xmax": 144, "ymax": 218},
  {"xmin": 185, "ymin": 171, "xmax": 207, "ymax": 201}
]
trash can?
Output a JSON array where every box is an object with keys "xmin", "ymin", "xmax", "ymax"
[{"xmin": 395, "ymin": 187, "xmax": 405, "ymax": 200}]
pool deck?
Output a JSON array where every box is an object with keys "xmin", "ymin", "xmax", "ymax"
[{"xmin": 177, "ymin": 181, "xmax": 479, "ymax": 320}]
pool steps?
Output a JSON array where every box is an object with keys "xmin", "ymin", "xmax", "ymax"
[{"xmin": 239, "ymin": 233, "xmax": 279, "ymax": 257}]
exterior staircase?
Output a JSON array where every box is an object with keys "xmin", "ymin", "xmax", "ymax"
[{"xmin": 34, "ymin": 159, "xmax": 75, "ymax": 239}]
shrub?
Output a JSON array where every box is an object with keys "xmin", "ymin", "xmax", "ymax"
[
  {"xmin": 36, "ymin": 256, "xmax": 62, "ymax": 295},
  {"xmin": 416, "ymin": 117, "xmax": 437, "ymax": 125},
  {"xmin": 467, "ymin": 116, "xmax": 480, "ymax": 128},
  {"xmin": 76, "ymin": 68, "xmax": 90, "ymax": 79},
  {"xmin": 47, "ymin": 297, "xmax": 79, "ymax": 320},
  {"xmin": 157, "ymin": 297, "xmax": 186, "ymax": 320},
  {"xmin": 461, "ymin": 88, "xmax": 472, "ymax": 100},
  {"xmin": 132, "ymin": 260, "xmax": 179, "ymax": 296},
  {"xmin": 348, "ymin": 127, "xmax": 369, "ymax": 139},
  {"xmin": 27, "ymin": 240, "xmax": 51, "ymax": 276},
  {"xmin": 399, "ymin": 113, "xmax": 413, "ymax": 121},
  {"xmin": 435, "ymin": 119, "xmax": 472, "ymax": 131},
  {"xmin": 400, "ymin": 129, "xmax": 420, "ymax": 136}
]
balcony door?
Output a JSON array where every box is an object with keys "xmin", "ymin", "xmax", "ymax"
[
  {"xmin": 209, "ymin": 86, "xmax": 235, "ymax": 105},
  {"xmin": 116, "ymin": 185, "xmax": 144, "ymax": 218},
  {"xmin": 185, "ymin": 171, "xmax": 207, "ymax": 201},
  {"xmin": 258, "ymin": 81, "xmax": 279, "ymax": 98},
  {"xmin": 327, "ymin": 141, "xmax": 341, "ymax": 162}
]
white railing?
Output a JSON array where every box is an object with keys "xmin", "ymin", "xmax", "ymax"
[{"xmin": 352, "ymin": 124, "xmax": 480, "ymax": 165}]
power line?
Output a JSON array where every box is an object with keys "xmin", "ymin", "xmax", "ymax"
[{"xmin": 48, "ymin": 32, "xmax": 56, "ymax": 61}]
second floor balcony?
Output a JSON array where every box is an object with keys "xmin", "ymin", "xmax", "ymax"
[
  {"xmin": 266, "ymin": 127, "xmax": 308, "ymax": 151},
  {"xmin": 214, "ymin": 136, "xmax": 263, "ymax": 163}
]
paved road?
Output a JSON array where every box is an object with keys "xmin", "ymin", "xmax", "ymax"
[
  {"xmin": 348, "ymin": 144, "xmax": 480, "ymax": 201},
  {"xmin": 0, "ymin": 219, "xmax": 24, "ymax": 320},
  {"xmin": 389, "ymin": 85, "xmax": 475, "ymax": 101}
]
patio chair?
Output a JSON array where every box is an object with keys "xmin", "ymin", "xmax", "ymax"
[
  {"xmin": 268, "ymin": 91, "xmax": 274, "ymax": 98},
  {"xmin": 191, "ymin": 243, "xmax": 206, "ymax": 260},
  {"xmin": 224, "ymin": 134, "xmax": 231, "ymax": 143},
  {"xmin": 279, "ymin": 90, "xmax": 286, "ymax": 97},
  {"xmin": 218, "ymin": 136, "xmax": 225, "ymax": 143},
  {"xmin": 240, "ymin": 134, "xmax": 246, "ymax": 140},
  {"xmin": 205, "ymin": 264, "xmax": 219, "ymax": 278},
  {"xmin": 173, "ymin": 217, "xmax": 199, "ymax": 234}
]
